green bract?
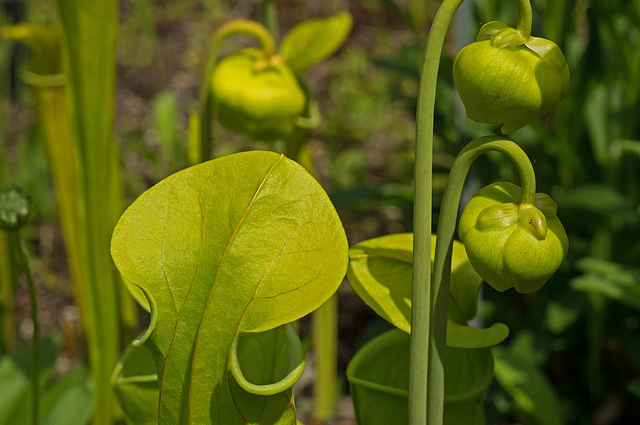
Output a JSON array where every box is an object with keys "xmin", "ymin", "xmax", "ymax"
[
  {"xmin": 211, "ymin": 48, "xmax": 306, "ymax": 141},
  {"xmin": 453, "ymin": 21, "xmax": 570, "ymax": 134},
  {"xmin": 459, "ymin": 182, "xmax": 569, "ymax": 293}
]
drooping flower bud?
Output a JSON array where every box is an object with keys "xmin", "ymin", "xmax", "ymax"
[
  {"xmin": 211, "ymin": 48, "xmax": 306, "ymax": 141},
  {"xmin": 453, "ymin": 21, "xmax": 570, "ymax": 134},
  {"xmin": 458, "ymin": 182, "xmax": 568, "ymax": 293}
]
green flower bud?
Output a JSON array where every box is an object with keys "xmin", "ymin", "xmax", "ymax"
[
  {"xmin": 211, "ymin": 48, "xmax": 306, "ymax": 141},
  {"xmin": 458, "ymin": 182, "xmax": 568, "ymax": 293},
  {"xmin": 0, "ymin": 186, "xmax": 30, "ymax": 231},
  {"xmin": 453, "ymin": 21, "xmax": 570, "ymax": 134}
]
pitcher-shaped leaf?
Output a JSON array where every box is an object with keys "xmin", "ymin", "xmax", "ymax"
[
  {"xmin": 111, "ymin": 151, "xmax": 348, "ymax": 424},
  {"xmin": 346, "ymin": 329, "xmax": 493, "ymax": 425},
  {"xmin": 347, "ymin": 233, "xmax": 508, "ymax": 348}
]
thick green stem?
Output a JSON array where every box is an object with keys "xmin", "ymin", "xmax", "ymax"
[
  {"xmin": 411, "ymin": 2, "xmax": 532, "ymax": 425},
  {"xmin": 195, "ymin": 20, "xmax": 276, "ymax": 163},
  {"xmin": 9, "ymin": 231, "xmax": 39, "ymax": 425},
  {"xmin": 430, "ymin": 137, "xmax": 536, "ymax": 421}
]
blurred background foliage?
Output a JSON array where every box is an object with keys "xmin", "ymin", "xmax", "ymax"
[{"xmin": 1, "ymin": 0, "xmax": 640, "ymax": 424}]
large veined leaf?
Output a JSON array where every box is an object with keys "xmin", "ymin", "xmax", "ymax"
[
  {"xmin": 347, "ymin": 233, "xmax": 509, "ymax": 348},
  {"xmin": 111, "ymin": 151, "xmax": 348, "ymax": 424},
  {"xmin": 279, "ymin": 12, "xmax": 352, "ymax": 74},
  {"xmin": 346, "ymin": 329, "xmax": 492, "ymax": 425}
]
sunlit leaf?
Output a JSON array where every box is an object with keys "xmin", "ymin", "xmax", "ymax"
[
  {"xmin": 111, "ymin": 151, "xmax": 348, "ymax": 424},
  {"xmin": 279, "ymin": 12, "xmax": 352, "ymax": 74},
  {"xmin": 347, "ymin": 233, "xmax": 508, "ymax": 348}
]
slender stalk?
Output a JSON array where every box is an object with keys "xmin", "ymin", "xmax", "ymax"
[
  {"xmin": 196, "ymin": 20, "xmax": 276, "ymax": 163},
  {"xmin": 0, "ymin": 231, "xmax": 14, "ymax": 353},
  {"xmin": 263, "ymin": 0, "xmax": 279, "ymax": 42},
  {"xmin": 430, "ymin": 137, "xmax": 536, "ymax": 421},
  {"xmin": 311, "ymin": 295, "xmax": 338, "ymax": 422},
  {"xmin": 9, "ymin": 230, "xmax": 40, "ymax": 425},
  {"xmin": 411, "ymin": 2, "xmax": 532, "ymax": 425}
]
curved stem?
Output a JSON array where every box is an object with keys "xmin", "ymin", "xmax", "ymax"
[
  {"xmin": 196, "ymin": 20, "xmax": 276, "ymax": 163},
  {"xmin": 10, "ymin": 231, "xmax": 40, "ymax": 425},
  {"xmin": 515, "ymin": 0, "xmax": 532, "ymax": 39},
  {"xmin": 430, "ymin": 136, "xmax": 535, "ymax": 423},
  {"xmin": 411, "ymin": 1, "xmax": 533, "ymax": 425}
]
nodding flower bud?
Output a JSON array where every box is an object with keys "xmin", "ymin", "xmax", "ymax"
[
  {"xmin": 211, "ymin": 48, "xmax": 306, "ymax": 141},
  {"xmin": 0, "ymin": 186, "xmax": 30, "ymax": 231},
  {"xmin": 453, "ymin": 21, "xmax": 570, "ymax": 134},
  {"xmin": 458, "ymin": 182, "xmax": 568, "ymax": 294}
]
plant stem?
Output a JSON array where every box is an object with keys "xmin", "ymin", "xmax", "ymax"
[
  {"xmin": 9, "ymin": 230, "xmax": 39, "ymax": 425},
  {"xmin": 430, "ymin": 137, "xmax": 535, "ymax": 419},
  {"xmin": 196, "ymin": 20, "xmax": 276, "ymax": 163},
  {"xmin": 411, "ymin": 2, "xmax": 532, "ymax": 425},
  {"xmin": 0, "ymin": 231, "xmax": 15, "ymax": 353},
  {"xmin": 263, "ymin": 0, "xmax": 279, "ymax": 42},
  {"xmin": 23, "ymin": 71, "xmax": 89, "ymax": 338},
  {"xmin": 312, "ymin": 295, "xmax": 339, "ymax": 422}
]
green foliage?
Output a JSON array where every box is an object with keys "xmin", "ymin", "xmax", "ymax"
[
  {"xmin": 347, "ymin": 329, "xmax": 493, "ymax": 425},
  {"xmin": 111, "ymin": 151, "xmax": 348, "ymax": 423},
  {"xmin": 348, "ymin": 233, "xmax": 509, "ymax": 348},
  {"xmin": 493, "ymin": 338, "xmax": 564, "ymax": 425},
  {"xmin": 279, "ymin": 12, "xmax": 352, "ymax": 75},
  {"xmin": 0, "ymin": 335, "xmax": 93, "ymax": 425},
  {"xmin": 571, "ymin": 258, "xmax": 640, "ymax": 311}
]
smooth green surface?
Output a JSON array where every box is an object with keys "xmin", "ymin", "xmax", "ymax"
[
  {"xmin": 279, "ymin": 12, "xmax": 352, "ymax": 74},
  {"xmin": 459, "ymin": 182, "xmax": 569, "ymax": 293},
  {"xmin": 348, "ymin": 233, "xmax": 508, "ymax": 348},
  {"xmin": 111, "ymin": 151, "xmax": 348, "ymax": 424},
  {"xmin": 346, "ymin": 329, "xmax": 492, "ymax": 425}
]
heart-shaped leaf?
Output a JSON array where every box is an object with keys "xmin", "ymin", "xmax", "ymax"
[
  {"xmin": 111, "ymin": 151, "xmax": 348, "ymax": 424},
  {"xmin": 279, "ymin": 12, "xmax": 352, "ymax": 74},
  {"xmin": 346, "ymin": 329, "xmax": 492, "ymax": 425},
  {"xmin": 347, "ymin": 233, "xmax": 509, "ymax": 348}
]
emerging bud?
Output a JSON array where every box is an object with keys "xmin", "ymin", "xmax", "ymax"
[
  {"xmin": 458, "ymin": 182, "xmax": 568, "ymax": 293},
  {"xmin": 211, "ymin": 48, "xmax": 306, "ymax": 141},
  {"xmin": 453, "ymin": 21, "xmax": 570, "ymax": 134},
  {"xmin": 0, "ymin": 186, "xmax": 30, "ymax": 231}
]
